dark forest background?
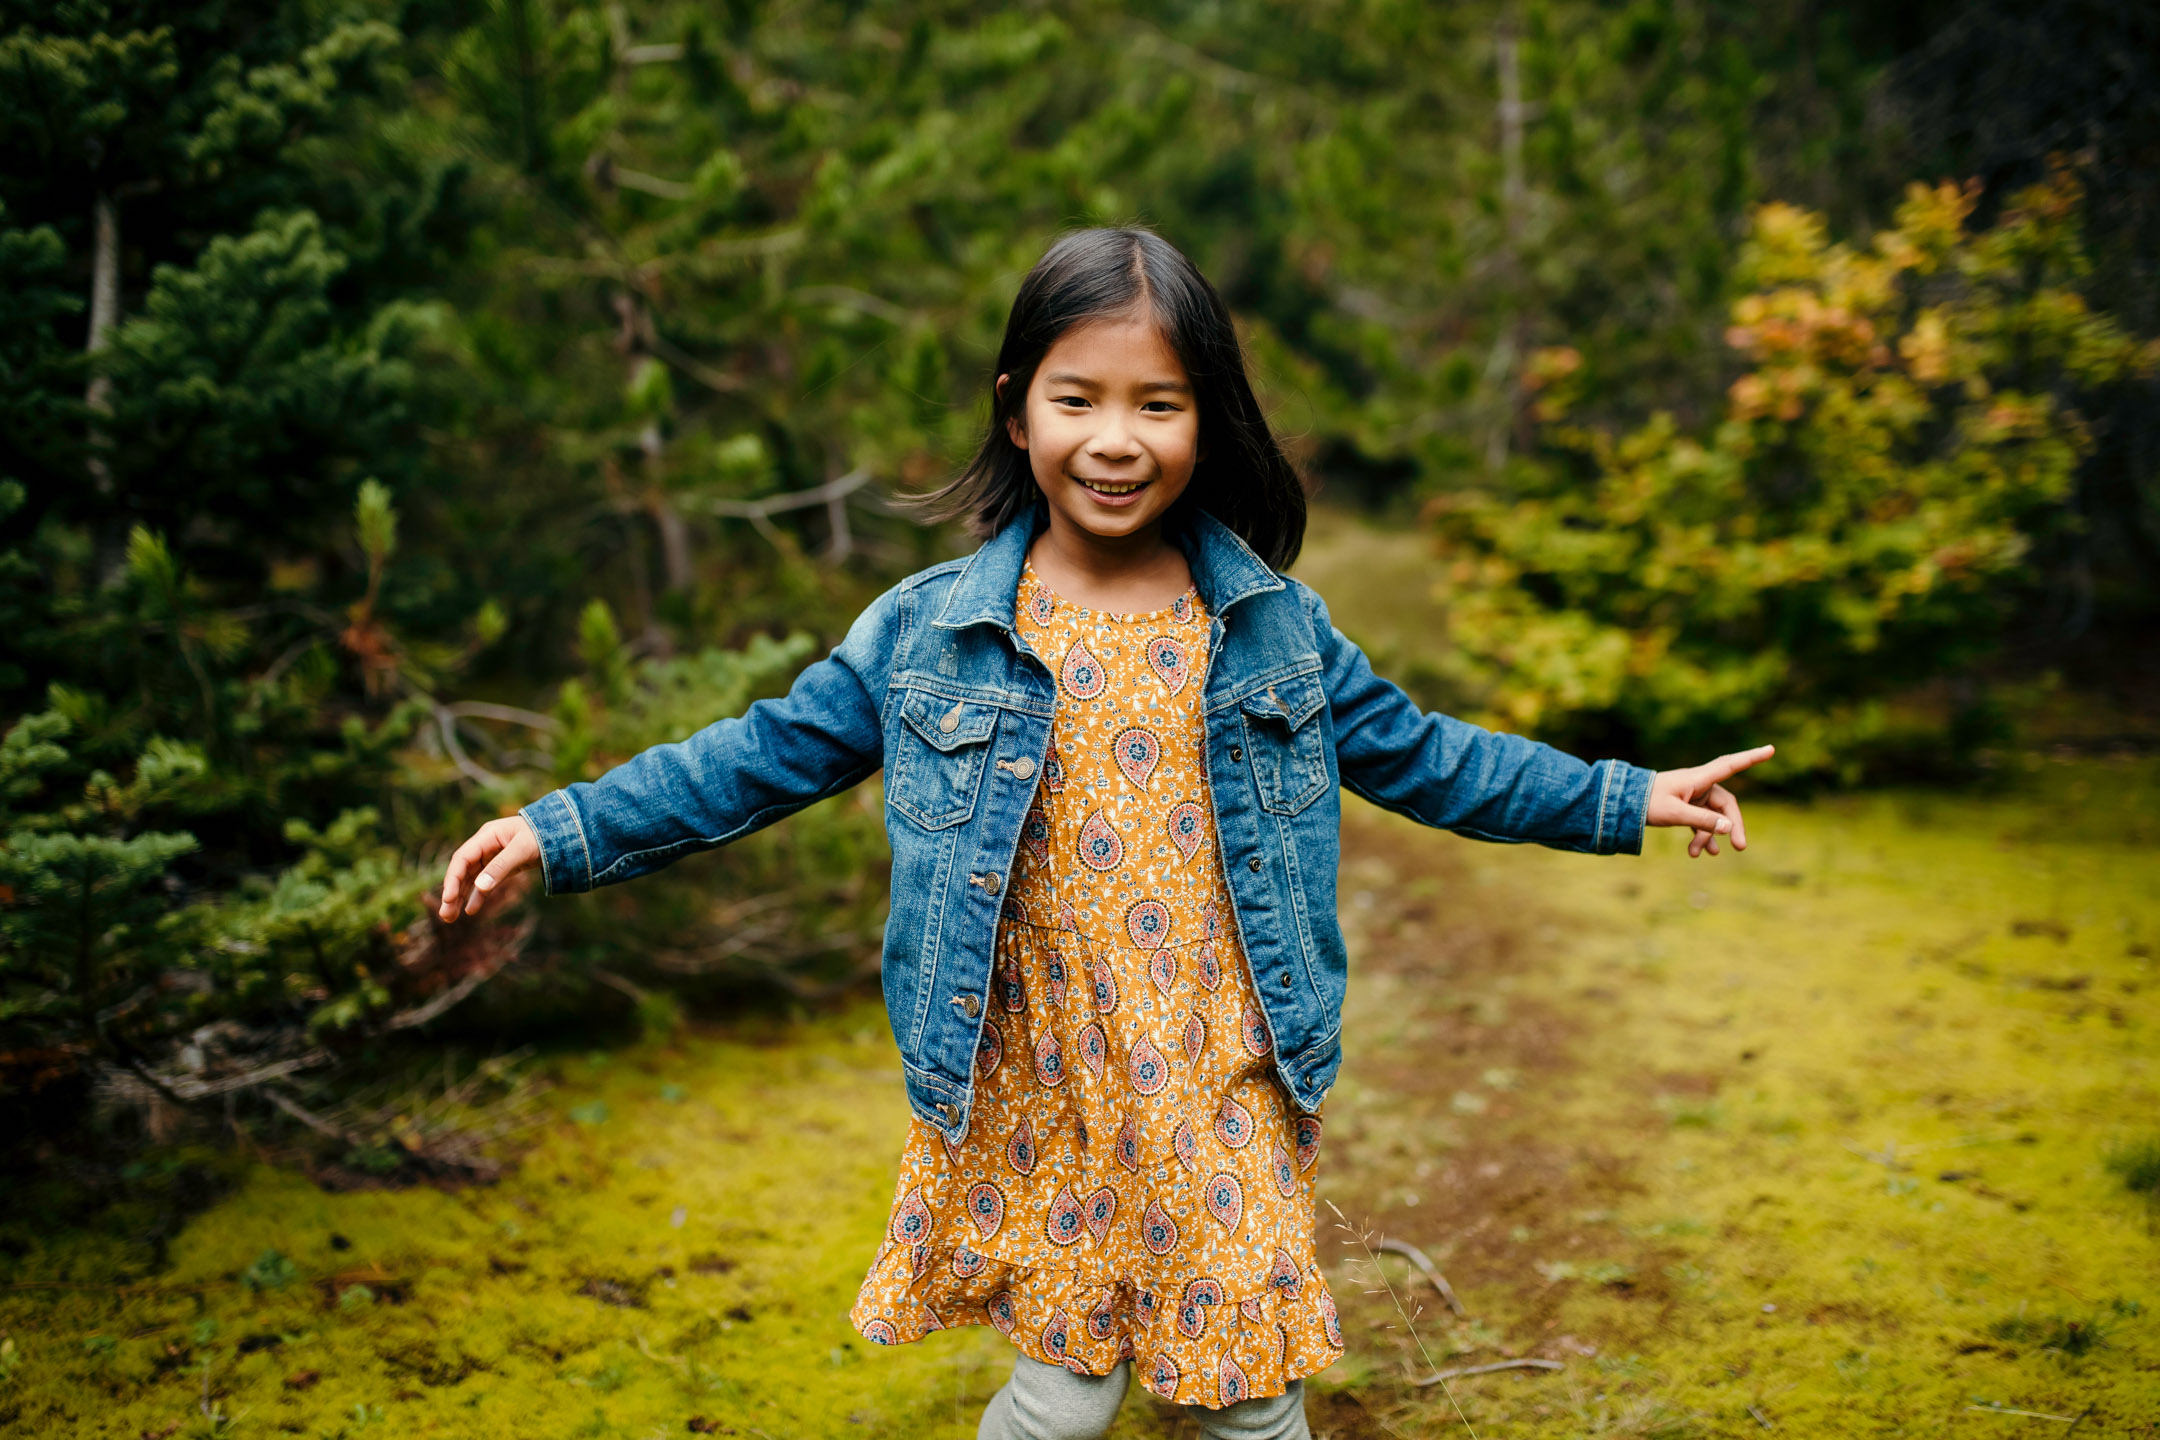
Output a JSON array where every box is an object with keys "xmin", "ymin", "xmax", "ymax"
[{"xmin": 3, "ymin": 0, "xmax": 2155, "ymax": 1194}]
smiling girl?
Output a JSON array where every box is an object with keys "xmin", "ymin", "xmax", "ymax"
[{"xmin": 437, "ymin": 229, "xmax": 1772, "ymax": 1440}]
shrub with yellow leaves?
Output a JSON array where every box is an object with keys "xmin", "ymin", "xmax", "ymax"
[{"xmin": 1433, "ymin": 165, "xmax": 2156, "ymax": 779}]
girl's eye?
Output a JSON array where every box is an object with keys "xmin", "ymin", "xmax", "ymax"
[
  {"xmin": 1054, "ymin": 396, "xmax": 1090, "ymax": 408},
  {"xmin": 1141, "ymin": 401, "xmax": 1180, "ymax": 413}
]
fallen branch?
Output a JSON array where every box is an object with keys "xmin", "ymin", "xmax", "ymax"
[
  {"xmin": 1411, "ymin": 1357, "xmax": 1563, "ymax": 1387},
  {"xmin": 1375, "ymin": 1236, "xmax": 1469, "ymax": 1318},
  {"xmin": 264, "ymin": 1088, "xmax": 358, "ymax": 1146},
  {"xmin": 1966, "ymin": 1404, "xmax": 2080, "ymax": 1423}
]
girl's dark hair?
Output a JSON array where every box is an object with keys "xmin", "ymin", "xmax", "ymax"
[{"xmin": 924, "ymin": 228, "xmax": 1306, "ymax": 571}]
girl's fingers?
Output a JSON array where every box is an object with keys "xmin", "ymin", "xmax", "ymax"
[
  {"xmin": 1697, "ymin": 744, "xmax": 1776, "ymax": 786},
  {"xmin": 464, "ymin": 820, "xmax": 538, "ymax": 917},
  {"xmin": 1701, "ymin": 784, "xmax": 1747, "ymax": 850},
  {"xmin": 439, "ymin": 833, "xmax": 497, "ymax": 921},
  {"xmin": 1668, "ymin": 799, "xmax": 1731, "ymax": 833}
]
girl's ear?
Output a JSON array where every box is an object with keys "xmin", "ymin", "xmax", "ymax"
[{"xmin": 998, "ymin": 373, "xmax": 1028, "ymax": 451}]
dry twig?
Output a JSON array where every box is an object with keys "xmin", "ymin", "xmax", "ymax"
[
  {"xmin": 1376, "ymin": 1236, "xmax": 1470, "ymax": 1318},
  {"xmin": 1411, "ymin": 1358, "xmax": 1563, "ymax": 1387}
]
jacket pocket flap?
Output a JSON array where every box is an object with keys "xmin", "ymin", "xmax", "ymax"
[
  {"xmin": 899, "ymin": 690, "xmax": 1000, "ymax": 751},
  {"xmin": 1238, "ymin": 672, "xmax": 1326, "ymax": 729}
]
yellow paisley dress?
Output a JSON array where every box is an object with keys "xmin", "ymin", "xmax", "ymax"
[{"xmin": 850, "ymin": 562, "xmax": 1342, "ymax": 1407}]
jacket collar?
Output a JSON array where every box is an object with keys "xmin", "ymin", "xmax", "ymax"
[{"xmin": 931, "ymin": 502, "xmax": 1285, "ymax": 632}]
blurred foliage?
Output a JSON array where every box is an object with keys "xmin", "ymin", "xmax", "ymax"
[{"xmin": 1435, "ymin": 169, "xmax": 2155, "ymax": 777}]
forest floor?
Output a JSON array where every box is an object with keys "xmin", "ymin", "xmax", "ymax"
[{"xmin": 5, "ymin": 758, "xmax": 2158, "ymax": 1438}]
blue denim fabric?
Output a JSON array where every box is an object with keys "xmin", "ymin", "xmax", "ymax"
[{"xmin": 520, "ymin": 505, "xmax": 1653, "ymax": 1141}]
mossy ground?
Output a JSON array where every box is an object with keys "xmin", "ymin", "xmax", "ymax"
[{"xmin": 5, "ymin": 761, "xmax": 2157, "ymax": 1438}]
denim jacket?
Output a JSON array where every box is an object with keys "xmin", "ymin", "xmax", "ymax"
[{"xmin": 520, "ymin": 506, "xmax": 1653, "ymax": 1142}]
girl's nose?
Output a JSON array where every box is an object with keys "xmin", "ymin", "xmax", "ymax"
[{"xmin": 1087, "ymin": 408, "xmax": 1140, "ymax": 460}]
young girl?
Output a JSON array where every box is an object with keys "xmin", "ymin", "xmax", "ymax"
[{"xmin": 437, "ymin": 228, "xmax": 1771, "ymax": 1440}]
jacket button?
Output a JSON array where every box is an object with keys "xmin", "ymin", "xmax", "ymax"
[
  {"xmin": 1280, "ymin": 970, "xmax": 1293, "ymax": 989},
  {"xmin": 955, "ymin": 994, "xmax": 981, "ymax": 1018},
  {"xmin": 937, "ymin": 1102, "xmax": 959, "ymax": 1122},
  {"xmin": 1230, "ymin": 745, "xmax": 1243, "ymax": 763},
  {"xmin": 939, "ymin": 702, "xmax": 963, "ymax": 734},
  {"xmin": 973, "ymin": 871, "xmax": 1002, "ymax": 895},
  {"xmin": 1248, "ymin": 855, "xmax": 1262, "ymax": 873},
  {"xmin": 1009, "ymin": 756, "xmax": 1036, "ymax": 780}
]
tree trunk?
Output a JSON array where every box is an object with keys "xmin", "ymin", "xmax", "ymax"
[{"xmin": 86, "ymin": 189, "xmax": 119, "ymax": 492}]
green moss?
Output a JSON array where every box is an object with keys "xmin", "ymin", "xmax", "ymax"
[{"xmin": 5, "ymin": 759, "xmax": 2158, "ymax": 1437}]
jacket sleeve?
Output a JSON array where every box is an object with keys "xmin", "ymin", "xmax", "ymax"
[
  {"xmin": 517, "ymin": 584, "xmax": 899, "ymax": 894},
  {"xmin": 1301, "ymin": 582, "xmax": 1652, "ymax": 855}
]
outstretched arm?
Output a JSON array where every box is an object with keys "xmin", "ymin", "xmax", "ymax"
[{"xmin": 437, "ymin": 585, "xmax": 899, "ymax": 920}]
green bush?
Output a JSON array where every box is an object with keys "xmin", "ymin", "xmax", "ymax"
[{"xmin": 1434, "ymin": 168, "xmax": 2154, "ymax": 777}]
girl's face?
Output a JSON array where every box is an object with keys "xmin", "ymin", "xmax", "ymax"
[{"xmin": 1002, "ymin": 311, "xmax": 1200, "ymax": 548}]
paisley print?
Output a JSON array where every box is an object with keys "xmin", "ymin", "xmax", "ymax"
[
  {"xmin": 889, "ymin": 1187, "xmax": 932, "ymax": 1245},
  {"xmin": 1043, "ymin": 950, "xmax": 1068, "ymax": 1007},
  {"xmin": 1076, "ymin": 811, "xmax": 1123, "ymax": 871},
  {"xmin": 1112, "ymin": 726, "xmax": 1161, "ymax": 788},
  {"xmin": 1040, "ymin": 1307, "xmax": 1072, "ymax": 1360},
  {"xmin": 1215, "ymin": 1095, "xmax": 1255, "ymax": 1150},
  {"xmin": 1269, "ymin": 1247, "xmax": 1303, "ymax": 1298},
  {"xmin": 1088, "ymin": 956, "xmax": 1119, "ymax": 1013},
  {"xmin": 1046, "ymin": 1184, "xmax": 1086, "ymax": 1246},
  {"xmin": 1148, "ymin": 949, "xmax": 1177, "ymax": 995},
  {"xmin": 1146, "ymin": 635, "xmax": 1191, "ymax": 695},
  {"xmin": 1140, "ymin": 1199, "xmax": 1179, "ymax": 1255},
  {"xmin": 1172, "ymin": 1118, "xmax": 1202, "ymax": 1172},
  {"xmin": 1177, "ymin": 1278, "xmax": 1222, "ymax": 1339},
  {"xmin": 1168, "ymin": 801, "xmax": 1205, "ymax": 862},
  {"xmin": 1086, "ymin": 1289, "xmax": 1118, "ymax": 1341},
  {"xmin": 1020, "ymin": 807, "xmax": 1051, "ymax": 866},
  {"xmin": 1128, "ymin": 1033, "xmax": 1168, "ymax": 1095},
  {"xmin": 1077, "ymin": 1021, "xmax": 1107, "ymax": 1078},
  {"xmin": 1126, "ymin": 899, "xmax": 1171, "ymax": 950},
  {"xmin": 966, "ymin": 1182, "xmax": 1004, "ymax": 1238},
  {"xmin": 852, "ymin": 562, "xmax": 1339, "ymax": 1403},
  {"xmin": 1218, "ymin": 1350, "xmax": 1251, "ymax": 1404},
  {"xmin": 1204, "ymin": 1172, "xmax": 1244, "ymax": 1233},
  {"xmin": 1271, "ymin": 1142, "xmax": 1298, "ymax": 1198},
  {"xmin": 1060, "ymin": 638, "xmax": 1106, "ymax": 700},
  {"xmin": 1033, "ymin": 1031, "xmax": 1065, "ymax": 1087},
  {"xmin": 1316, "ymin": 1286, "xmax": 1342, "ymax": 1348},
  {"xmin": 1082, "ymin": 1185, "xmax": 1117, "ymax": 1244}
]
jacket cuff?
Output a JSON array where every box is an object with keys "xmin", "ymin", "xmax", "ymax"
[
  {"xmin": 520, "ymin": 789, "xmax": 593, "ymax": 894},
  {"xmin": 1595, "ymin": 759, "xmax": 1653, "ymax": 856}
]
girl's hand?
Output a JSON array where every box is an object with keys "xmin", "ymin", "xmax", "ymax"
[
  {"xmin": 1645, "ymin": 745, "xmax": 1775, "ymax": 858},
  {"xmin": 438, "ymin": 815, "xmax": 540, "ymax": 921}
]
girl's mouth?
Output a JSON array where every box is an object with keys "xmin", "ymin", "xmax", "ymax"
[{"xmin": 1072, "ymin": 476, "xmax": 1151, "ymax": 501}]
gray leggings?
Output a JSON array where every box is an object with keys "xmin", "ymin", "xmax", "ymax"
[{"xmin": 977, "ymin": 1351, "xmax": 1310, "ymax": 1440}]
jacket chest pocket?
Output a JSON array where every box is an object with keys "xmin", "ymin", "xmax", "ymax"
[
  {"xmin": 889, "ymin": 688, "xmax": 1002, "ymax": 831},
  {"xmin": 1239, "ymin": 671, "xmax": 1329, "ymax": 816}
]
